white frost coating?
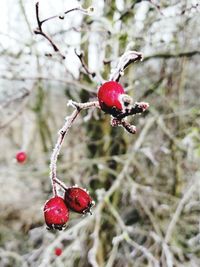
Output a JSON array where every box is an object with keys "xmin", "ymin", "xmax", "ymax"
[
  {"xmin": 109, "ymin": 50, "xmax": 143, "ymax": 82},
  {"xmin": 49, "ymin": 101, "xmax": 99, "ymax": 195}
]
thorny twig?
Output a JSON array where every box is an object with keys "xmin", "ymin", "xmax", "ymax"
[{"xmin": 34, "ymin": 2, "xmax": 93, "ymax": 59}]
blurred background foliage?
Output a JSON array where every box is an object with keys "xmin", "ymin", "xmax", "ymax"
[{"xmin": 0, "ymin": 0, "xmax": 200, "ymax": 266}]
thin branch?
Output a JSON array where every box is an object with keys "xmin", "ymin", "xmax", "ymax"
[
  {"xmin": 149, "ymin": 0, "xmax": 164, "ymax": 15},
  {"xmin": 180, "ymin": 3, "xmax": 199, "ymax": 15},
  {"xmin": 19, "ymin": 0, "xmax": 33, "ymax": 36},
  {"xmin": 164, "ymin": 180, "xmax": 197, "ymax": 244},
  {"xmin": 35, "ymin": 2, "xmax": 42, "ymax": 32},
  {"xmin": 34, "ymin": 2, "xmax": 65, "ymax": 58},
  {"xmin": 40, "ymin": 7, "xmax": 90, "ymax": 26},
  {"xmin": 74, "ymin": 49, "xmax": 96, "ymax": 78},
  {"xmin": 49, "ymin": 101, "xmax": 99, "ymax": 196},
  {"xmin": 107, "ymin": 200, "xmax": 160, "ymax": 267},
  {"xmin": 143, "ymin": 51, "xmax": 200, "ymax": 62},
  {"xmin": 34, "ymin": 2, "xmax": 93, "ymax": 59},
  {"xmin": 111, "ymin": 118, "xmax": 136, "ymax": 134}
]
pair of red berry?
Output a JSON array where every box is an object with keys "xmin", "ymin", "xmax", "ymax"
[{"xmin": 44, "ymin": 187, "xmax": 94, "ymax": 230}]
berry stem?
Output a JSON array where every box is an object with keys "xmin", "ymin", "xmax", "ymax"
[
  {"xmin": 54, "ymin": 177, "xmax": 68, "ymax": 191},
  {"xmin": 49, "ymin": 101, "xmax": 99, "ymax": 196}
]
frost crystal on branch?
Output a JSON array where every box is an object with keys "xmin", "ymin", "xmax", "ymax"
[{"xmin": 110, "ymin": 51, "xmax": 143, "ymax": 82}]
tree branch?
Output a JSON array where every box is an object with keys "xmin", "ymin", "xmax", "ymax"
[
  {"xmin": 143, "ymin": 50, "xmax": 200, "ymax": 62},
  {"xmin": 74, "ymin": 49, "xmax": 96, "ymax": 79},
  {"xmin": 34, "ymin": 2, "xmax": 93, "ymax": 59}
]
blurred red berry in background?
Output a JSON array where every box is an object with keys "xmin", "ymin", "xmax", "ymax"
[
  {"xmin": 54, "ymin": 247, "xmax": 62, "ymax": 256},
  {"xmin": 16, "ymin": 151, "xmax": 27, "ymax": 163}
]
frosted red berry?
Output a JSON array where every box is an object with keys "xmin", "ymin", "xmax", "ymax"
[
  {"xmin": 43, "ymin": 196, "xmax": 69, "ymax": 230},
  {"xmin": 97, "ymin": 81, "xmax": 125, "ymax": 114},
  {"xmin": 16, "ymin": 151, "xmax": 27, "ymax": 163},
  {"xmin": 54, "ymin": 247, "xmax": 62, "ymax": 256},
  {"xmin": 64, "ymin": 187, "xmax": 94, "ymax": 214}
]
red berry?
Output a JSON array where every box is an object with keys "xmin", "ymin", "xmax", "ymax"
[
  {"xmin": 97, "ymin": 81, "xmax": 125, "ymax": 114},
  {"xmin": 64, "ymin": 187, "xmax": 94, "ymax": 214},
  {"xmin": 54, "ymin": 247, "xmax": 62, "ymax": 256},
  {"xmin": 43, "ymin": 196, "xmax": 69, "ymax": 230},
  {"xmin": 16, "ymin": 151, "xmax": 27, "ymax": 163}
]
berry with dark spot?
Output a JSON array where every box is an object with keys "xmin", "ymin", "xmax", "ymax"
[
  {"xmin": 44, "ymin": 196, "xmax": 69, "ymax": 230},
  {"xmin": 64, "ymin": 187, "xmax": 94, "ymax": 214}
]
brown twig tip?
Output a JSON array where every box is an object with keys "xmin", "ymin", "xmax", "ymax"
[
  {"xmin": 111, "ymin": 118, "xmax": 137, "ymax": 134},
  {"xmin": 75, "ymin": 49, "xmax": 96, "ymax": 79}
]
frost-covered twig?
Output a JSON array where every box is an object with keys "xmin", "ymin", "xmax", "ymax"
[
  {"xmin": 50, "ymin": 100, "xmax": 99, "ymax": 196},
  {"xmin": 164, "ymin": 180, "xmax": 198, "ymax": 244},
  {"xmin": 109, "ymin": 51, "xmax": 143, "ymax": 82},
  {"xmin": 107, "ymin": 200, "xmax": 160, "ymax": 267},
  {"xmin": 88, "ymin": 205, "xmax": 103, "ymax": 267}
]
